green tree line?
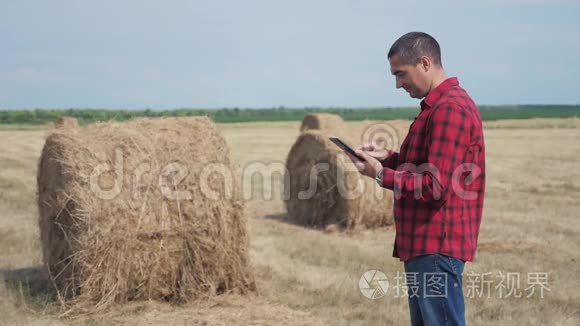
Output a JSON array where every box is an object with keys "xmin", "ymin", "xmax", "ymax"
[{"xmin": 0, "ymin": 105, "xmax": 579, "ymax": 125}]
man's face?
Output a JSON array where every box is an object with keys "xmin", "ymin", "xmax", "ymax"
[{"xmin": 389, "ymin": 54, "xmax": 429, "ymax": 99}]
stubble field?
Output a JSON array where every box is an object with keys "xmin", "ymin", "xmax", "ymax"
[{"xmin": 0, "ymin": 118, "xmax": 579, "ymax": 325}]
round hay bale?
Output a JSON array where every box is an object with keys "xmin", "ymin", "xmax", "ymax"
[
  {"xmin": 54, "ymin": 116, "xmax": 79, "ymax": 128},
  {"xmin": 37, "ymin": 117, "xmax": 255, "ymax": 310},
  {"xmin": 299, "ymin": 113, "xmax": 344, "ymax": 133},
  {"xmin": 284, "ymin": 130, "xmax": 393, "ymax": 229}
]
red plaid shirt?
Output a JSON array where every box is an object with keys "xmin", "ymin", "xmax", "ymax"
[{"xmin": 380, "ymin": 77, "xmax": 485, "ymax": 262}]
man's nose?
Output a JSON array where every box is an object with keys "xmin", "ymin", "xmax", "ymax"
[{"xmin": 396, "ymin": 80, "xmax": 403, "ymax": 89}]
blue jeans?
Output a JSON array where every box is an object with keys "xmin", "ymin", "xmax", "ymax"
[{"xmin": 403, "ymin": 254, "xmax": 466, "ymax": 326}]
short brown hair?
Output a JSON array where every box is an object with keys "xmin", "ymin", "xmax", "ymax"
[{"xmin": 388, "ymin": 32, "xmax": 442, "ymax": 66}]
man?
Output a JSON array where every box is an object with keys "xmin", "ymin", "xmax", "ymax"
[{"xmin": 349, "ymin": 32, "xmax": 485, "ymax": 325}]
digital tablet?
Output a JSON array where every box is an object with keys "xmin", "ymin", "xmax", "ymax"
[{"xmin": 329, "ymin": 137, "xmax": 365, "ymax": 161}]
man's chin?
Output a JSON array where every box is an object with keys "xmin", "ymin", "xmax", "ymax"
[{"xmin": 408, "ymin": 91, "xmax": 425, "ymax": 99}]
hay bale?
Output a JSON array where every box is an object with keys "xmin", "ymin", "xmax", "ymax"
[
  {"xmin": 54, "ymin": 116, "xmax": 79, "ymax": 128},
  {"xmin": 300, "ymin": 113, "xmax": 344, "ymax": 132},
  {"xmin": 37, "ymin": 117, "xmax": 255, "ymax": 311},
  {"xmin": 284, "ymin": 130, "xmax": 393, "ymax": 229}
]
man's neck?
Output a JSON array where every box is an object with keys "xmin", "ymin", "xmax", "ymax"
[{"xmin": 428, "ymin": 70, "xmax": 448, "ymax": 94}]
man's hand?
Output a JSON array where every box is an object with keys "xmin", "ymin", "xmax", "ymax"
[
  {"xmin": 346, "ymin": 149, "xmax": 383, "ymax": 179},
  {"xmin": 356, "ymin": 143, "xmax": 389, "ymax": 162}
]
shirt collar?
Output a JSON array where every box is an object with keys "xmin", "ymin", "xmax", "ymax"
[{"xmin": 420, "ymin": 77, "xmax": 459, "ymax": 111}]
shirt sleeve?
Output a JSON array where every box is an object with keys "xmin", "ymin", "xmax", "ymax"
[
  {"xmin": 381, "ymin": 150, "xmax": 399, "ymax": 169},
  {"xmin": 381, "ymin": 103, "xmax": 472, "ymax": 205}
]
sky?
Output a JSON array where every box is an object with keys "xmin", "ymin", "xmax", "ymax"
[{"xmin": 1, "ymin": 0, "xmax": 579, "ymax": 109}]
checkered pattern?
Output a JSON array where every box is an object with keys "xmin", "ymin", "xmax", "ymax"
[{"xmin": 381, "ymin": 77, "xmax": 485, "ymax": 262}]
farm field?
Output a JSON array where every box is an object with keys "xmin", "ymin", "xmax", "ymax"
[{"xmin": 1, "ymin": 118, "xmax": 579, "ymax": 325}]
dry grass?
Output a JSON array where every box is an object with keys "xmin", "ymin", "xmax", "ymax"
[
  {"xmin": 1, "ymin": 119, "xmax": 579, "ymax": 325},
  {"xmin": 483, "ymin": 117, "xmax": 580, "ymax": 129}
]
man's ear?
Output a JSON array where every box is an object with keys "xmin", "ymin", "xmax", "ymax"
[{"xmin": 419, "ymin": 56, "xmax": 431, "ymax": 72}]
